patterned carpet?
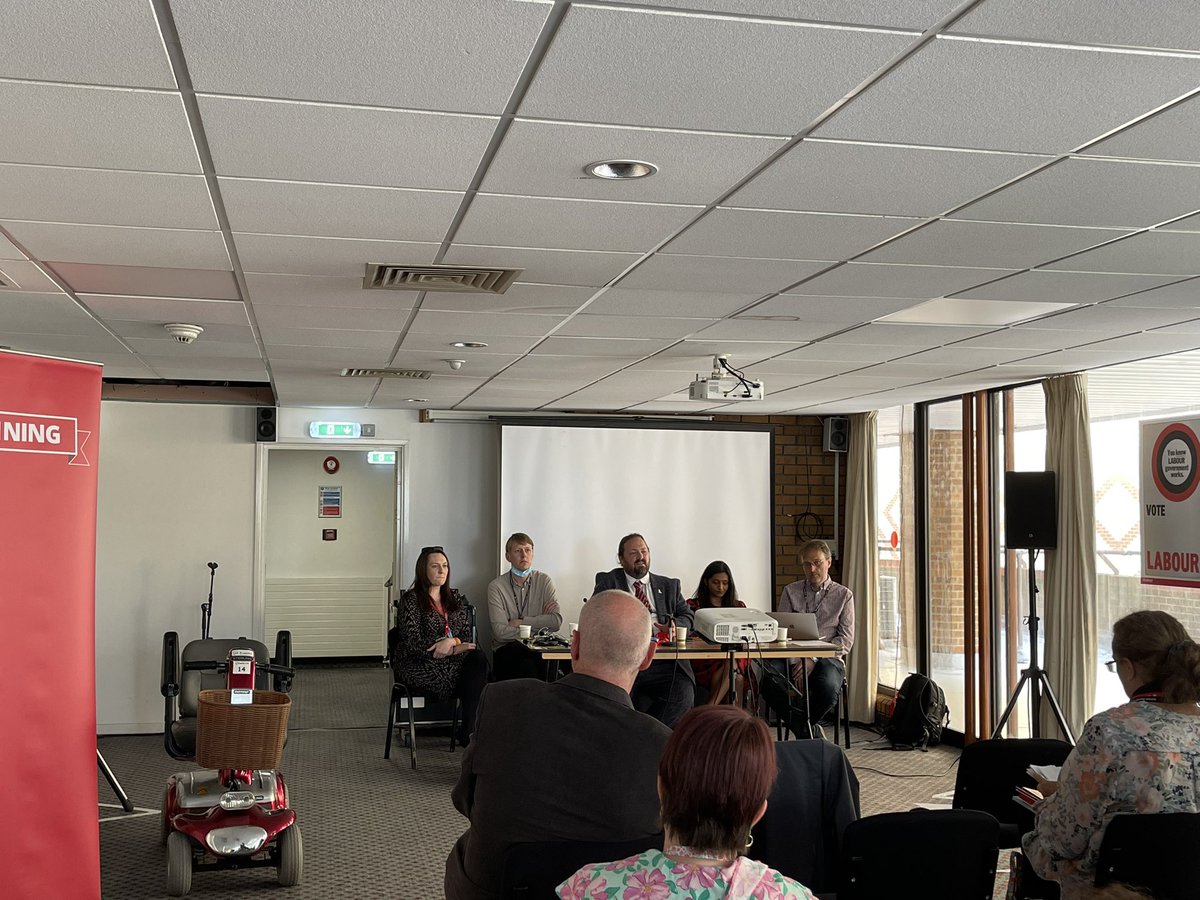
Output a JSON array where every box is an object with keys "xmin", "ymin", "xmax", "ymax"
[{"xmin": 96, "ymin": 667, "xmax": 1002, "ymax": 899}]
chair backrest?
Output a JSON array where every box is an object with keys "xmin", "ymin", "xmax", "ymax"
[
  {"xmin": 500, "ymin": 835, "xmax": 662, "ymax": 899},
  {"xmin": 751, "ymin": 740, "xmax": 860, "ymax": 894},
  {"xmin": 953, "ymin": 738, "xmax": 1073, "ymax": 846},
  {"xmin": 841, "ymin": 809, "xmax": 999, "ymax": 900},
  {"xmin": 1095, "ymin": 813, "xmax": 1200, "ymax": 899},
  {"xmin": 179, "ymin": 637, "xmax": 272, "ymax": 717}
]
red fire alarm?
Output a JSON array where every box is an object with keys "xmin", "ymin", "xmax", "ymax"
[{"xmin": 323, "ymin": 455, "xmax": 340, "ymax": 474}]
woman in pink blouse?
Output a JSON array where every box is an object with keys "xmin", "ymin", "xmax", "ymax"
[{"xmin": 1021, "ymin": 611, "xmax": 1200, "ymax": 899}]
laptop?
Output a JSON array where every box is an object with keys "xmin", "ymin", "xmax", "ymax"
[{"xmin": 767, "ymin": 611, "xmax": 821, "ymax": 641}]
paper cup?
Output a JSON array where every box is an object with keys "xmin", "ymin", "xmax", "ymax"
[
  {"xmin": 776, "ymin": 626, "xmax": 789, "ymax": 642},
  {"xmin": 569, "ymin": 622, "xmax": 578, "ymax": 635},
  {"xmin": 675, "ymin": 626, "xmax": 689, "ymax": 645},
  {"xmin": 518, "ymin": 624, "xmax": 532, "ymax": 639}
]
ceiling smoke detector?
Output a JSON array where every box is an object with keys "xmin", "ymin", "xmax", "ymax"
[{"xmin": 164, "ymin": 323, "xmax": 203, "ymax": 344}]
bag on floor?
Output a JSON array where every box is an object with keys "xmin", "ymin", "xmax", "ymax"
[{"xmin": 885, "ymin": 672, "xmax": 949, "ymax": 749}]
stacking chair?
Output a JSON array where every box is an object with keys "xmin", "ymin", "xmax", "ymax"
[
  {"xmin": 841, "ymin": 809, "xmax": 999, "ymax": 900},
  {"xmin": 383, "ymin": 625, "xmax": 459, "ymax": 770},
  {"xmin": 500, "ymin": 835, "xmax": 662, "ymax": 899},
  {"xmin": 952, "ymin": 738, "xmax": 1073, "ymax": 848},
  {"xmin": 1095, "ymin": 813, "xmax": 1200, "ymax": 899},
  {"xmin": 830, "ymin": 675, "xmax": 851, "ymax": 749}
]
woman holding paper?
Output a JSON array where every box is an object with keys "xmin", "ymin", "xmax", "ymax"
[{"xmin": 1020, "ymin": 611, "xmax": 1200, "ymax": 898}]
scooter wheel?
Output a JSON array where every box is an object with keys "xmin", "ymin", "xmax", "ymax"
[
  {"xmin": 166, "ymin": 831, "xmax": 193, "ymax": 896},
  {"xmin": 277, "ymin": 822, "xmax": 303, "ymax": 887}
]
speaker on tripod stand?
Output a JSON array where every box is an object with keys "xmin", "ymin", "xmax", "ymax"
[{"xmin": 993, "ymin": 471, "xmax": 1076, "ymax": 742}]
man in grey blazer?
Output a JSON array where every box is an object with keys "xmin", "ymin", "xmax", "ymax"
[
  {"xmin": 593, "ymin": 533, "xmax": 695, "ymax": 727},
  {"xmin": 444, "ymin": 591, "xmax": 670, "ymax": 900}
]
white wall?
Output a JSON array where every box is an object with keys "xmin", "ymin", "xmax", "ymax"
[{"xmin": 96, "ymin": 403, "xmax": 498, "ymax": 733}]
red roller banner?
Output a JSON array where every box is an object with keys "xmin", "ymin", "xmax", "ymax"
[{"xmin": 0, "ymin": 349, "xmax": 102, "ymax": 899}]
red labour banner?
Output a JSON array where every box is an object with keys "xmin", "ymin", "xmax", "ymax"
[{"xmin": 0, "ymin": 349, "xmax": 102, "ymax": 899}]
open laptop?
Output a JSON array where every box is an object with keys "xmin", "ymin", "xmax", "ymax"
[{"xmin": 767, "ymin": 611, "xmax": 821, "ymax": 641}]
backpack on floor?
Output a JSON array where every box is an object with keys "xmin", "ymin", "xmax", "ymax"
[{"xmin": 885, "ymin": 672, "xmax": 949, "ymax": 750}]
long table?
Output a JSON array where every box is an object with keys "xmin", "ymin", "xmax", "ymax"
[{"xmin": 525, "ymin": 636, "xmax": 839, "ymax": 738}]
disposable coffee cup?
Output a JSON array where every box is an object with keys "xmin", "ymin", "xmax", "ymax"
[
  {"xmin": 518, "ymin": 624, "xmax": 532, "ymax": 640},
  {"xmin": 675, "ymin": 626, "xmax": 689, "ymax": 645},
  {"xmin": 569, "ymin": 622, "xmax": 578, "ymax": 635},
  {"xmin": 776, "ymin": 626, "xmax": 789, "ymax": 643}
]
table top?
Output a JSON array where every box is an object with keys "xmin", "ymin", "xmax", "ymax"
[{"xmin": 525, "ymin": 636, "xmax": 838, "ymax": 661}]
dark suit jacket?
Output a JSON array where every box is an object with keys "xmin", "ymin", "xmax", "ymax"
[
  {"xmin": 444, "ymin": 674, "xmax": 671, "ymax": 900},
  {"xmin": 593, "ymin": 568, "xmax": 695, "ymax": 683}
]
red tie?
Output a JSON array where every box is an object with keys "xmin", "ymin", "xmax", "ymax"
[{"xmin": 633, "ymin": 580, "xmax": 653, "ymax": 614}]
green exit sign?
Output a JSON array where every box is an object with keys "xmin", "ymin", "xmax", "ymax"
[
  {"xmin": 308, "ymin": 421, "xmax": 361, "ymax": 438},
  {"xmin": 367, "ymin": 450, "xmax": 395, "ymax": 465}
]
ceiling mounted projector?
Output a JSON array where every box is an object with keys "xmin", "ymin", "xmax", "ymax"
[{"xmin": 689, "ymin": 354, "xmax": 765, "ymax": 402}]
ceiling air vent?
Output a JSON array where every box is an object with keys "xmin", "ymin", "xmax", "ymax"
[
  {"xmin": 340, "ymin": 367, "xmax": 432, "ymax": 379},
  {"xmin": 364, "ymin": 264, "xmax": 521, "ymax": 294}
]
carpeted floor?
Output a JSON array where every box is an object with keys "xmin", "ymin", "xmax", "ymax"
[{"xmin": 97, "ymin": 666, "xmax": 1005, "ymax": 899}]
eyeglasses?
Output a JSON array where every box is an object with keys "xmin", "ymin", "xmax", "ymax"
[
  {"xmin": 1104, "ymin": 659, "xmax": 1119, "ymax": 673},
  {"xmin": 421, "ymin": 546, "xmax": 445, "ymax": 555}
]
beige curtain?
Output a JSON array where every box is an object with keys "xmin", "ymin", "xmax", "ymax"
[
  {"xmin": 1042, "ymin": 373, "xmax": 1097, "ymax": 740},
  {"xmin": 843, "ymin": 410, "xmax": 879, "ymax": 722}
]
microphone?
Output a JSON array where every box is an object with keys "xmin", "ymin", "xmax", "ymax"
[{"xmin": 207, "ymin": 562, "xmax": 218, "ymax": 570}]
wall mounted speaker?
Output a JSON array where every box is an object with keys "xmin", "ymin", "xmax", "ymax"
[
  {"xmin": 1004, "ymin": 471, "xmax": 1057, "ymax": 549},
  {"xmin": 255, "ymin": 407, "xmax": 277, "ymax": 443},
  {"xmin": 823, "ymin": 416, "xmax": 850, "ymax": 453}
]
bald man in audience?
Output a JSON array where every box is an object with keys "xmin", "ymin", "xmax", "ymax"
[{"xmin": 444, "ymin": 590, "xmax": 671, "ymax": 900}]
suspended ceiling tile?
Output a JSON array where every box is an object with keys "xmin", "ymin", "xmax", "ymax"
[
  {"xmin": 746, "ymin": 294, "xmax": 919, "ymax": 321},
  {"xmin": 80, "ymin": 295, "xmax": 249, "ymax": 327},
  {"xmin": 520, "ymin": 5, "xmax": 913, "ymax": 134},
  {"xmin": 0, "ymin": 165, "xmax": 216, "ymax": 230},
  {"xmin": 776, "ymin": 342, "xmax": 897, "ymax": 363},
  {"xmin": 819, "ymin": 321, "xmax": 993, "ymax": 346},
  {"xmin": 727, "ymin": 140, "xmax": 1051, "ymax": 217},
  {"xmin": 954, "ymin": 269, "xmax": 1180, "ymax": 304},
  {"xmin": 1019, "ymin": 304, "xmax": 1199, "ymax": 332},
  {"xmin": 739, "ymin": 356, "xmax": 867, "ymax": 377},
  {"xmin": 400, "ymin": 332, "xmax": 536, "ymax": 355},
  {"xmin": 949, "ymin": 0, "xmax": 1200, "ymax": 51},
  {"xmin": 657, "ymin": 339, "xmax": 798, "ymax": 359},
  {"xmin": 443, "ymin": 245, "xmax": 641, "ymax": 287},
  {"xmin": 1, "ymin": 221, "xmax": 230, "ymax": 270},
  {"xmin": 481, "ymin": 119, "xmax": 784, "ymax": 205},
  {"xmin": 530, "ymin": 336, "xmax": 675, "ymax": 357},
  {"xmin": 584, "ymin": 288, "xmax": 759, "ymax": 319},
  {"xmin": 267, "ymin": 346, "xmax": 394, "ymax": 367},
  {"xmin": 860, "ymin": 220, "xmax": 1129, "ymax": 269},
  {"xmin": 816, "ymin": 37, "xmax": 1200, "ymax": 153},
  {"xmin": 896, "ymin": 345, "xmax": 1039, "ymax": 366},
  {"xmin": 136, "ymin": 357, "xmax": 270, "ymax": 378},
  {"xmin": 0, "ymin": 260, "xmax": 63, "ymax": 292},
  {"xmin": 1104, "ymin": 279, "xmax": 1200, "ymax": 309},
  {"xmin": 387, "ymin": 348, "xmax": 522, "ymax": 375},
  {"xmin": 200, "ymin": 96, "xmax": 498, "ymax": 190},
  {"xmin": 0, "ymin": 291, "xmax": 103, "ymax": 335},
  {"xmin": 0, "ymin": 82, "xmax": 199, "ymax": 173},
  {"xmin": 1043, "ymin": 231, "xmax": 1200, "ymax": 276},
  {"xmin": 1084, "ymin": 95, "xmax": 1200, "ymax": 164},
  {"xmin": 48, "ymin": 263, "xmax": 239, "ymax": 299},
  {"xmin": 620, "ymin": 254, "xmax": 833, "ymax": 293},
  {"xmin": 694, "ymin": 318, "xmax": 846, "ymax": 342},
  {"xmin": 123, "ymin": 337, "xmax": 261, "ymax": 359},
  {"xmin": 219, "ymin": 179, "xmax": 462, "ymax": 242},
  {"xmin": 552, "ymin": 315, "xmax": 713, "ymax": 340},
  {"xmin": 3, "ymin": 331, "xmax": 131, "ymax": 357},
  {"xmin": 408, "ymin": 309, "xmax": 565, "ymax": 339},
  {"xmin": 420, "ymin": 282, "xmax": 596, "ymax": 315},
  {"xmin": 245, "ymin": 273, "xmax": 416, "ymax": 310},
  {"xmin": 880, "ymin": 297, "xmax": 1074, "ymax": 326},
  {"xmin": 173, "ymin": 0, "xmax": 550, "ymax": 113},
  {"xmin": 632, "ymin": 1, "xmax": 960, "ymax": 29},
  {"xmin": 257, "ymin": 325, "xmax": 399, "ymax": 351},
  {"xmin": 665, "ymin": 209, "xmax": 920, "ymax": 261},
  {"xmin": 787, "ymin": 263, "xmax": 1010, "ymax": 298},
  {"xmin": 503, "ymin": 355, "xmax": 628, "ymax": 377},
  {"xmin": 0, "ymin": 0, "xmax": 174, "ymax": 87},
  {"xmin": 952, "ymin": 158, "xmax": 1200, "ymax": 228},
  {"xmin": 252, "ymin": 305, "xmax": 413, "ymax": 332},
  {"xmin": 949, "ymin": 326, "xmax": 1093, "ymax": 351},
  {"xmin": 235, "ymin": 234, "xmax": 439, "ymax": 278}
]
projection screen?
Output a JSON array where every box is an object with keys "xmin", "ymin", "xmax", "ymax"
[{"xmin": 499, "ymin": 422, "xmax": 774, "ymax": 632}]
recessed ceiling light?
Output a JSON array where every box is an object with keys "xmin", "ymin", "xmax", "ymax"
[
  {"xmin": 403, "ymin": 398, "xmax": 429, "ymax": 403},
  {"xmin": 451, "ymin": 341, "xmax": 488, "ymax": 349},
  {"xmin": 584, "ymin": 159, "xmax": 658, "ymax": 180}
]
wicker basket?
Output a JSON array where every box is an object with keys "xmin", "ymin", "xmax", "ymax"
[{"xmin": 196, "ymin": 689, "xmax": 291, "ymax": 770}]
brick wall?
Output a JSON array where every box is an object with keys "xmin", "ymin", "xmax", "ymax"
[{"xmin": 928, "ymin": 427, "xmax": 966, "ymax": 655}]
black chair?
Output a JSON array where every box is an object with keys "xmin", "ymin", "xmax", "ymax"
[
  {"xmin": 952, "ymin": 738, "xmax": 1073, "ymax": 848},
  {"xmin": 500, "ymin": 835, "xmax": 662, "ymax": 899},
  {"xmin": 383, "ymin": 625, "xmax": 459, "ymax": 769},
  {"xmin": 750, "ymin": 739, "xmax": 860, "ymax": 895},
  {"xmin": 831, "ymin": 675, "xmax": 851, "ymax": 749},
  {"xmin": 841, "ymin": 809, "xmax": 999, "ymax": 900},
  {"xmin": 1095, "ymin": 813, "xmax": 1200, "ymax": 899}
]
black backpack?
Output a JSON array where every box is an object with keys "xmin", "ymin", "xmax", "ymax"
[{"xmin": 885, "ymin": 672, "xmax": 949, "ymax": 749}]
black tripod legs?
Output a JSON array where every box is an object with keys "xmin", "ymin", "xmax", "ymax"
[{"xmin": 98, "ymin": 748, "xmax": 134, "ymax": 812}]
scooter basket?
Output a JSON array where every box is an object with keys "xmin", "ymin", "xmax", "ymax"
[{"xmin": 196, "ymin": 689, "xmax": 291, "ymax": 770}]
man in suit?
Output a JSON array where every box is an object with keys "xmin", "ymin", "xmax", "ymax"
[
  {"xmin": 444, "ymin": 590, "xmax": 671, "ymax": 900},
  {"xmin": 593, "ymin": 533, "xmax": 695, "ymax": 726}
]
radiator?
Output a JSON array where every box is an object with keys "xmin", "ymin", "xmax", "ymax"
[{"xmin": 264, "ymin": 576, "xmax": 387, "ymax": 657}]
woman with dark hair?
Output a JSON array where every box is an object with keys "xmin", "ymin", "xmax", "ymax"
[
  {"xmin": 558, "ymin": 705, "xmax": 813, "ymax": 899},
  {"xmin": 690, "ymin": 561, "xmax": 747, "ymax": 705},
  {"xmin": 390, "ymin": 546, "xmax": 489, "ymax": 745},
  {"xmin": 1019, "ymin": 610, "xmax": 1200, "ymax": 899}
]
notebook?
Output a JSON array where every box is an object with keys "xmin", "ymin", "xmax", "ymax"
[{"xmin": 767, "ymin": 611, "xmax": 821, "ymax": 641}]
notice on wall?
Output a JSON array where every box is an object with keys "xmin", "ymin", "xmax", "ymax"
[
  {"xmin": 1141, "ymin": 416, "xmax": 1200, "ymax": 588},
  {"xmin": 318, "ymin": 484, "xmax": 342, "ymax": 518}
]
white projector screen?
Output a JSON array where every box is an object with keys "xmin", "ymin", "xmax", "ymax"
[{"xmin": 499, "ymin": 423, "xmax": 774, "ymax": 633}]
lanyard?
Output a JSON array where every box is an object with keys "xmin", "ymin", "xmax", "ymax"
[
  {"xmin": 509, "ymin": 573, "xmax": 529, "ymax": 619},
  {"xmin": 432, "ymin": 600, "xmax": 451, "ymax": 638}
]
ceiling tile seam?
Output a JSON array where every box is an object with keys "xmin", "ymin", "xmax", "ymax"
[
  {"xmin": 1067, "ymin": 154, "xmax": 1200, "ymax": 170},
  {"xmin": 0, "ymin": 161, "xmax": 204, "ymax": 178},
  {"xmin": 452, "ymin": 0, "xmax": 989, "ymax": 410},
  {"xmin": 0, "ymin": 218, "xmax": 221, "ymax": 235},
  {"xmin": 193, "ymin": 91, "xmax": 501, "ymax": 121},
  {"xmin": 507, "ymin": 114, "xmax": 790, "ymax": 140},
  {"xmin": 0, "ymin": 75, "xmax": 177, "ymax": 94},
  {"xmin": 581, "ymin": 3, "xmax": 922, "ymax": 35},
  {"xmin": 215, "ymin": 174, "xmax": 464, "ymax": 196},
  {"xmin": 803, "ymin": 136, "xmax": 1052, "ymax": 159},
  {"xmin": 937, "ymin": 33, "xmax": 1200, "ymax": 60},
  {"xmin": 151, "ymin": 0, "xmax": 275, "ymax": 400},
  {"xmin": 1094, "ymin": 275, "xmax": 1200, "ymax": 306}
]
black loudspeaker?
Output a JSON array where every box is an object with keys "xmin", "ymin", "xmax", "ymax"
[
  {"xmin": 823, "ymin": 416, "xmax": 850, "ymax": 453},
  {"xmin": 1005, "ymin": 471, "xmax": 1057, "ymax": 549},
  {"xmin": 255, "ymin": 407, "xmax": 277, "ymax": 442}
]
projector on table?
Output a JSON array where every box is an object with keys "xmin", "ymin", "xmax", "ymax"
[{"xmin": 694, "ymin": 607, "xmax": 778, "ymax": 644}]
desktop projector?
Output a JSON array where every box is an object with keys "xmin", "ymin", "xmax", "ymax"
[
  {"xmin": 688, "ymin": 376, "xmax": 765, "ymax": 402},
  {"xmin": 694, "ymin": 607, "xmax": 778, "ymax": 644}
]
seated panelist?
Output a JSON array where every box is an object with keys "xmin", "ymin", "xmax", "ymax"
[
  {"xmin": 689, "ymin": 560, "xmax": 748, "ymax": 705},
  {"xmin": 486, "ymin": 532, "xmax": 562, "ymax": 681}
]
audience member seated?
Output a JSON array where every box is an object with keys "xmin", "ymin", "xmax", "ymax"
[
  {"xmin": 1019, "ymin": 610, "xmax": 1200, "ymax": 900},
  {"xmin": 689, "ymin": 560, "xmax": 748, "ymax": 705},
  {"xmin": 594, "ymin": 533, "xmax": 695, "ymax": 726},
  {"xmin": 391, "ymin": 546, "xmax": 488, "ymax": 747},
  {"xmin": 444, "ymin": 590, "xmax": 670, "ymax": 900},
  {"xmin": 557, "ymin": 705, "xmax": 816, "ymax": 899},
  {"xmin": 486, "ymin": 531, "xmax": 563, "ymax": 681}
]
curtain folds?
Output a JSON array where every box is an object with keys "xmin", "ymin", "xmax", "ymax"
[
  {"xmin": 843, "ymin": 410, "xmax": 879, "ymax": 722},
  {"xmin": 1042, "ymin": 373, "xmax": 1097, "ymax": 740}
]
